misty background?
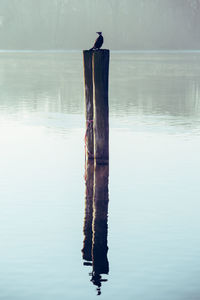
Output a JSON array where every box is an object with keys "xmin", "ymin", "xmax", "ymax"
[{"xmin": 0, "ymin": 0, "xmax": 200, "ymax": 50}]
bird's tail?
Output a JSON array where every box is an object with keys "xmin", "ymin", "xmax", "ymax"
[{"xmin": 89, "ymin": 47, "xmax": 94, "ymax": 51}]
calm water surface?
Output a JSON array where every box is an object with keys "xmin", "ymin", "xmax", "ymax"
[{"xmin": 0, "ymin": 52, "xmax": 200, "ymax": 299}]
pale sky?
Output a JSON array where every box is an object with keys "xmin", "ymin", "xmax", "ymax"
[{"xmin": 0, "ymin": 0, "xmax": 200, "ymax": 50}]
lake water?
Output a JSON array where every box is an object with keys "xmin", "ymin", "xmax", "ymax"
[{"xmin": 0, "ymin": 52, "xmax": 200, "ymax": 299}]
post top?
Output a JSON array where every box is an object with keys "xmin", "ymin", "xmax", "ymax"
[{"xmin": 83, "ymin": 49, "xmax": 109, "ymax": 53}]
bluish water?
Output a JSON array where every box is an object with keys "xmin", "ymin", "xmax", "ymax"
[{"xmin": 0, "ymin": 52, "xmax": 200, "ymax": 299}]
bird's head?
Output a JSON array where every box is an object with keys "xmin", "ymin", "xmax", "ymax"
[{"xmin": 96, "ymin": 32, "xmax": 102, "ymax": 35}]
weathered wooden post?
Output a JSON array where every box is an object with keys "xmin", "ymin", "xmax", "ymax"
[
  {"xmin": 93, "ymin": 50, "xmax": 109, "ymax": 164},
  {"xmin": 83, "ymin": 49, "xmax": 109, "ymax": 164},
  {"xmin": 83, "ymin": 51, "xmax": 94, "ymax": 159}
]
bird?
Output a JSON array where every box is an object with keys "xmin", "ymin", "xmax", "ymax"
[{"xmin": 89, "ymin": 32, "xmax": 103, "ymax": 50}]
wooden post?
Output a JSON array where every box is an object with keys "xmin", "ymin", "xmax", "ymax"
[
  {"xmin": 83, "ymin": 50, "xmax": 94, "ymax": 159},
  {"xmin": 93, "ymin": 50, "xmax": 109, "ymax": 164},
  {"xmin": 83, "ymin": 49, "xmax": 109, "ymax": 164}
]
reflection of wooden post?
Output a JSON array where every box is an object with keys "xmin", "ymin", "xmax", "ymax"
[
  {"xmin": 93, "ymin": 50, "xmax": 109, "ymax": 165},
  {"xmin": 82, "ymin": 159, "xmax": 94, "ymax": 262},
  {"xmin": 83, "ymin": 50, "xmax": 94, "ymax": 159},
  {"xmin": 92, "ymin": 163, "xmax": 109, "ymax": 290},
  {"xmin": 82, "ymin": 161, "xmax": 109, "ymax": 295}
]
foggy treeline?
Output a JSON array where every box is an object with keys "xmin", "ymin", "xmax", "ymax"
[{"xmin": 0, "ymin": 0, "xmax": 200, "ymax": 50}]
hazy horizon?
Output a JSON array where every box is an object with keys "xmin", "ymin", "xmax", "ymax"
[{"xmin": 1, "ymin": 0, "xmax": 200, "ymax": 50}]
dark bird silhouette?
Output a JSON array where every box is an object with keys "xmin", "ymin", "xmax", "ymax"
[{"xmin": 89, "ymin": 32, "xmax": 103, "ymax": 50}]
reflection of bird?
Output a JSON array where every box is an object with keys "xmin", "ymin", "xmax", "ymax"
[
  {"xmin": 89, "ymin": 32, "xmax": 103, "ymax": 50},
  {"xmin": 91, "ymin": 272, "xmax": 108, "ymax": 296}
]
